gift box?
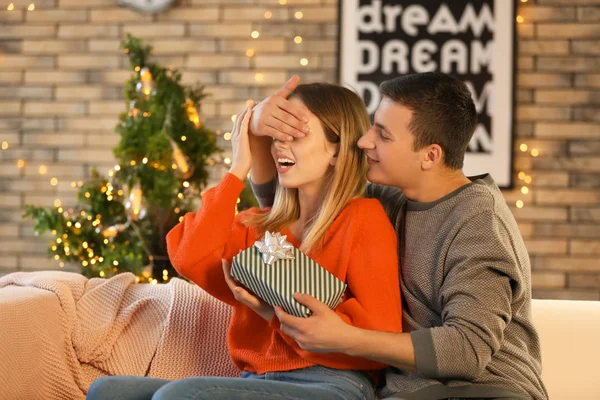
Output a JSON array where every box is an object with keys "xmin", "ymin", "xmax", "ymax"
[{"xmin": 231, "ymin": 232, "xmax": 346, "ymax": 318}]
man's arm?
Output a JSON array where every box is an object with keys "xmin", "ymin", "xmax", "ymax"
[
  {"xmin": 248, "ymin": 76, "xmax": 309, "ymax": 186},
  {"xmin": 277, "ymin": 210, "xmax": 519, "ymax": 380},
  {"xmin": 274, "ymin": 293, "xmax": 417, "ymax": 372}
]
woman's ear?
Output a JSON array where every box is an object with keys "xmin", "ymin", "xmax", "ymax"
[{"xmin": 329, "ymin": 156, "xmax": 337, "ymax": 166}]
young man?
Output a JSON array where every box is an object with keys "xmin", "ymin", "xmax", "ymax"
[{"xmin": 242, "ymin": 73, "xmax": 548, "ymax": 400}]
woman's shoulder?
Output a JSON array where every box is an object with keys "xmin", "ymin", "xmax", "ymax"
[
  {"xmin": 343, "ymin": 197, "xmax": 387, "ymax": 214},
  {"xmin": 338, "ymin": 197, "xmax": 391, "ymax": 225}
]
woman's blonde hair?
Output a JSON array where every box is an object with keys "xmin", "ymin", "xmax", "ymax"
[{"xmin": 245, "ymin": 83, "xmax": 370, "ymax": 253}]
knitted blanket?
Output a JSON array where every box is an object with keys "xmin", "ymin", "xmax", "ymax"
[{"xmin": 0, "ymin": 271, "xmax": 238, "ymax": 400}]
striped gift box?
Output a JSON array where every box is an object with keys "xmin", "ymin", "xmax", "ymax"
[{"xmin": 231, "ymin": 245, "xmax": 347, "ymax": 318}]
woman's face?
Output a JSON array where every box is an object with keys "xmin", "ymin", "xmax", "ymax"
[{"xmin": 271, "ymin": 97, "xmax": 337, "ymax": 192}]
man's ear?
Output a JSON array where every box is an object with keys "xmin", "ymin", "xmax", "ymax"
[{"xmin": 422, "ymin": 144, "xmax": 443, "ymax": 170}]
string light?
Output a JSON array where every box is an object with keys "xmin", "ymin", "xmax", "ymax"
[
  {"xmin": 516, "ymin": 15, "xmax": 524, "ymax": 23},
  {"xmin": 181, "ymin": 135, "xmax": 187, "ymax": 141},
  {"xmin": 531, "ymin": 149, "xmax": 539, "ymax": 157},
  {"xmin": 246, "ymin": 49, "xmax": 255, "ymax": 57},
  {"xmin": 516, "ymin": 200, "xmax": 524, "ymax": 209},
  {"xmin": 521, "ymin": 187, "xmax": 529, "ymax": 194},
  {"xmin": 39, "ymin": 165, "xmax": 47, "ymax": 175},
  {"xmin": 223, "ymin": 132, "xmax": 232, "ymax": 140},
  {"xmin": 264, "ymin": 11, "xmax": 272, "ymax": 19},
  {"xmin": 255, "ymin": 73, "xmax": 264, "ymax": 82},
  {"xmin": 27, "ymin": 3, "xmax": 34, "ymax": 11},
  {"xmin": 53, "ymin": 199, "xmax": 61, "ymax": 207},
  {"xmin": 278, "ymin": 0, "xmax": 287, "ymax": 4},
  {"xmin": 524, "ymin": 175, "xmax": 532, "ymax": 184},
  {"xmin": 300, "ymin": 58, "xmax": 309, "ymax": 66},
  {"xmin": 17, "ymin": 159, "xmax": 25, "ymax": 168},
  {"xmin": 183, "ymin": 181, "xmax": 190, "ymax": 188},
  {"xmin": 520, "ymin": 143, "xmax": 528, "ymax": 152},
  {"xmin": 294, "ymin": 36, "xmax": 303, "ymax": 44},
  {"xmin": 114, "ymin": 165, "xmax": 121, "ymax": 171},
  {"xmin": 224, "ymin": 157, "xmax": 231, "ymax": 165},
  {"xmin": 251, "ymin": 31, "xmax": 260, "ymax": 39},
  {"xmin": 7, "ymin": 3, "xmax": 14, "ymax": 11},
  {"xmin": 50, "ymin": 177, "xmax": 58, "ymax": 186},
  {"xmin": 295, "ymin": 11, "xmax": 303, "ymax": 19},
  {"xmin": 142, "ymin": 157, "xmax": 148, "ymax": 164},
  {"xmin": 1, "ymin": 141, "xmax": 8, "ymax": 150},
  {"xmin": 231, "ymin": 114, "xmax": 237, "ymax": 122}
]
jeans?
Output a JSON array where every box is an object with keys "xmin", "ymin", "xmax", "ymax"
[{"xmin": 86, "ymin": 365, "xmax": 375, "ymax": 400}]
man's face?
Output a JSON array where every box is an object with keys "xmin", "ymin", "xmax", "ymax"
[{"xmin": 357, "ymin": 97, "xmax": 423, "ymax": 190}]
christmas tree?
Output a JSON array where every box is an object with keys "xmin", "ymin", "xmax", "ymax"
[{"xmin": 24, "ymin": 34, "xmax": 257, "ymax": 283}]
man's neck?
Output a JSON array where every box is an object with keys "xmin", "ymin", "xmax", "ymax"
[{"xmin": 404, "ymin": 170, "xmax": 472, "ymax": 203}]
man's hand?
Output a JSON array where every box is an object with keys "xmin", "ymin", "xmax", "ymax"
[
  {"xmin": 275, "ymin": 292, "xmax": 357, "ymax": 353},
  {"xmin": 249, "ymin": 75, "xmax": 310, "ymax": 142},
  {"xmin": 222, "ymin": 260, "xmax": 275, "ymax": 322}
]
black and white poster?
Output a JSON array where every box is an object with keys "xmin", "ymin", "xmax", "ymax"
[{"xmin": 339, "ymin": 0, "xmax": 515, "ymax": 188}]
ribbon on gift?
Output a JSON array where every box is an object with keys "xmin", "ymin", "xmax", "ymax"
[{"xmin": 254, "ymin": 231, "xmax": 295, "ymax": 265}]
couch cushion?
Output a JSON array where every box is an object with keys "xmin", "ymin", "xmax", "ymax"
[{"xmin": 531, "ymin": 299, "xmax": 600, "ymax": 400}]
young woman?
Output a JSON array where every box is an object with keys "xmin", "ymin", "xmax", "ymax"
[{"xmin": 87, "ymin": 83, "xmax": 402, "ymax": 400}]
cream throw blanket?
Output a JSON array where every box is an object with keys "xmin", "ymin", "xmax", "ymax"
[{"xmin": 0, "ymin": 271, "xmax": 238, "ymax": 400}]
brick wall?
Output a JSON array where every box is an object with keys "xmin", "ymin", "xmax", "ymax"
[{"xmin": 0, "ymin": 0, "xmax": 598, "ymax": 300}]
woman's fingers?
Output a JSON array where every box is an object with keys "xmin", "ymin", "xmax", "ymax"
[
  {"xmin": 232, "ymin": 107, "xmax": 248, "ymax": 137},
  {"xmin": 240, "ymin": 105, "xmax": 253, "ymax": 134},
  {"xmin": 222, "ymin": 260, "xmax": 239, "ymax": 291}
]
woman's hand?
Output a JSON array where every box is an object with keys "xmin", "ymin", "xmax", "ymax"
[
  {"xmin": 222, "ymin": 260, "xmax": 275, "ymax": 322},
  {"xmin": 228, "ymin": 103, "xmax": 255, "ymax": 181}
]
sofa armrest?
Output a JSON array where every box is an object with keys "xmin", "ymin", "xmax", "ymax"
[{"xmin": 0, "ymin": 285, "xmax": 85, "ymax": 399}]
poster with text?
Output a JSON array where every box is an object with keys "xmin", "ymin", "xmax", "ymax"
[{"xmin": 339, "ymin": 0, "xmax": 515, "ymax": 188}]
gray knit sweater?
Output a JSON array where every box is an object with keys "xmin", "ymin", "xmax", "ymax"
[{"xmin": 251, "ymin": 174, "xmax": 548, "ymax": 400}]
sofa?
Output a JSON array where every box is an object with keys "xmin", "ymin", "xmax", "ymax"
[{"xmin": 0, "ymin": 271, "xmax": 599, "ymax": 400}]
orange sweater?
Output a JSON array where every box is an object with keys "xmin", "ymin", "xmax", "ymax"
[{"xmin": 166, "ymin": 173, "xmax": 402, "ymax": 375}]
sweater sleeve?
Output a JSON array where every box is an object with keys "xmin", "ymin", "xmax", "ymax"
[
  {"xmin": 411, "ymin": 210, "xmax": 520, "ymax": 380},
  {"xmin": 166, "ymin": 173, "xmax": 252, "ymax": 307},
  {"xmin": 273, "ymin": 201, "xmax": 403, "ymax": 370},
  {"xmin": 249, "ymin": 176, "xmax": 277, "ymax": 209}
]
